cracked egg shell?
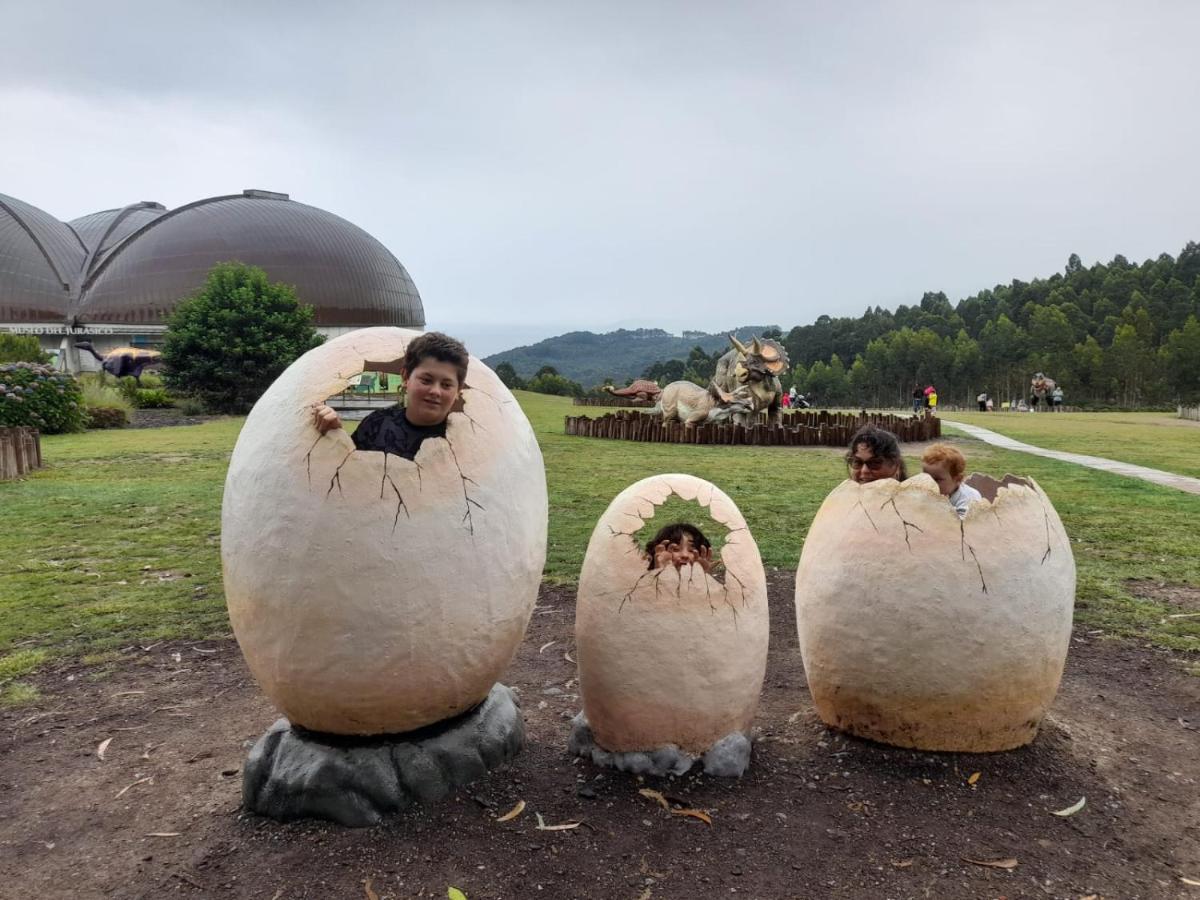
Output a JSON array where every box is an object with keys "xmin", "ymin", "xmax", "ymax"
[
  {"xmin": 794, "ymin": 473, "xmax": 1075, "ymax": 752},
  {"xmin": 575, "ymin": 474, "xmax": 768, "ymax": 755},
  {"xmin": 222, "ymin": 327, "xmax": 547, "ymax": 735}
]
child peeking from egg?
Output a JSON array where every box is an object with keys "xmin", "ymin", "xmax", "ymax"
[
  {"xmin": 311, "ymin": 331, "xmax": 469, "ymax": 461},
  {"xmin": 645, "ymin": 522, "xmax": 718, "ymax": 573},
  {"xmin": 921, "ymin": 443, "xmax": 982, "ymax": 519}
]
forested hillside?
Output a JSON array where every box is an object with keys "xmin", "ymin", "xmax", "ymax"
[
  {"xmin": 483, "ymin": 326, "xmax": 776, "ymax": 387},
  {"xmin": 487, "ymin": 243, "xmax": 1200, "ymax": 408},
  {"xmin": 774, "ymin": 244, "xmax": 1200, "ymax": 407}
]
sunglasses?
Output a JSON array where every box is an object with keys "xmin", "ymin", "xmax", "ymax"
[{"xmin": 848, "ymin": 456, "xmax": 891, "ymax": 471}]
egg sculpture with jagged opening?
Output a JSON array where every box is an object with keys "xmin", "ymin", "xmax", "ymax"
[
  {"xmin": 572, "ymin": 474, "xmax": 769, "ymax": 776},
  {"xmin": 795, "ymin": 473, "xmax": 1075, "ymax": 752},
  {"xmin": 222, "ymin": 327, "xmax": 548, "ymax": 736}
]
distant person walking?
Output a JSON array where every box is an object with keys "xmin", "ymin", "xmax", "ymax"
[
  {"xmin": 977, "ymin": 391, "xmax": 988, "ymax": 412},
  {"xmin": 911, "ymin": 385, "xmax": 923, "ymax": 414},
  {"xmin": 985, "ymin": 396, "xmax": 994, "ymax": 412},
  {"xmin": 1052, "ymin": 385, "xmax": 1064, "ymax": 411},
  {"xmin": 927, "ymin": 387, "xmax": 938, "ymax": 415}
]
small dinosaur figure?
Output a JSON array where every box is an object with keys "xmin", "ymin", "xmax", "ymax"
[
  {"xmin": 75, "ymin": 341, "xmax": 162, "ymax": 384},
  {"xmin": 602, "ymin": 379, "xmax": 663, "ymax": 401}
]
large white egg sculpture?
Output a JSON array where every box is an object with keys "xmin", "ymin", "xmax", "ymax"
[
  {"xmin": 576, "ymin": 474, "xmax": 769, "ymax": 755},
  {"xmin": 222, "ymin": 327, "xmax": 548, "ymax": 735},
  {"xmin": 795, "ymin": 473, "xmax": 1075, "ymax": 752}
]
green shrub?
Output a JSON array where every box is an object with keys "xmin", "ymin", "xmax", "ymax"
[
  {"xmin": 79, "ymin": 378, "xmax": 134, "ymax": 415},
  {"xmin": 85, "ymin": 406, "xmax": 129, "ymax": 429},
  {"xmin": 132, "ymin": 388, "xmax": 173, "ymax": 409},
  {"xmin": 0, "ymin": 335, "xmax": 50, "ymax": 364},
  {"xmin": 176, "ymin": 396, "xmax": 208, "ymax": 416},
  {"xmin": 0, "ymin": 363, "xmax": 86, "ymax": 433},
  {"xmin": 117, "ymin": 373, "xmax": 164, "ymax": 401}
]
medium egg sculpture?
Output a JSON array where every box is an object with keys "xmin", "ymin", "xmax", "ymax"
[
  {"xmin": 222, "ymin": 327, "xmax": 547, "ymax": 737},
  {"xmin": 795, "ymin": 473, "xmax": 1075, "ymax": 752},
  {"xmin": 572, "ymin": 474, "xmax": 769, "ymax": 776}
]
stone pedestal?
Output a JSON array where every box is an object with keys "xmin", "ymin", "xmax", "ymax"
[
  {"xmin": 568, "ymin": 712, "xmax": 751, "ymax": 778},
  {"xmin": 244, "ymin": 683, "xmax": 523, "ymax": 826}
]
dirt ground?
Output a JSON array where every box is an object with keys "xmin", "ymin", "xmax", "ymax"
[{"xmin": 2, "ymin": 572, "xmax": 1198, "ymax": 900}]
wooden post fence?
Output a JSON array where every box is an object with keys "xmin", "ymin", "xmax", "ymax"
[
  {"xmin": 0, "ymin": 427, "xmax": 43, "ymax": 481},
  {"xmin": 563, "ymin": 410, "xmax": 940, "ymax": 447}
]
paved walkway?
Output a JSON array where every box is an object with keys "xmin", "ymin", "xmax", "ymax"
[{"xmin": 941, "ymin": 420, "xmax": 1200, "ymax": 496}]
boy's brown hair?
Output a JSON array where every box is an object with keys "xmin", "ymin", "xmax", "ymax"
[
  {"xmin": 403, "ymin": 331, "xmax": 470, "ymax": 385},
  {"xmin": 922, "ymin": 443, "xmax": 966, "ymax": 479}
]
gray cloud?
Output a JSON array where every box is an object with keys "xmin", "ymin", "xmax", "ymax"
[{"xmin": 3, "ymin": 1, "xmax": 1199, "ymax": 354}]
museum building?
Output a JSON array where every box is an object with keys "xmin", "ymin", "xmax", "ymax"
[{"xmin": 0, "ymin": 189, "xmax": 425, "ymax": 372}]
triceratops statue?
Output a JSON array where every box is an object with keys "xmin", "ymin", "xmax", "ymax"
[{"xmin": 712, "ymin": 335, "xmax": 790, "ymax": 426}]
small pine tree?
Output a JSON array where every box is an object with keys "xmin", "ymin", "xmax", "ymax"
[{"xmin": 162, "ymin": 262, "xmax": 323, "ymax": 414}]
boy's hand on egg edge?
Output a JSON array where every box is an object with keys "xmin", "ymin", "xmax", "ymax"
[
  {"xmin": 312, "ymin": 403, "xmax": 344, "ymax": 434},
  {"xmin": 697, "ymin": 545, "xmax": 716, "ymax": 574}
]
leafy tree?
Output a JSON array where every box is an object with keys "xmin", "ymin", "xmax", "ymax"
[
  {"xmin": 494, "ymin": 361, "xmax": 525, "ymax": 390},
  {"xmin": 534, "ymin": 365, "xmax": 559, "ymax": 377},
  {"xmin": 0, "ymin": 334, "xmax": 50, "ymax": 364},
  {"xmin": 525, "ymin": 372, "xmax": 584, "ymax": 397},
  {"xmin": 161, "ymin": 262, "xmax": 323, "ymax": 414},
  {"xmin": 1161, "ymin": 316, "xmax": 1200, "ymax": 403}
]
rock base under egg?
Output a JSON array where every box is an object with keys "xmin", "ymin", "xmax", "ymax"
[
  {"xmin": 242, "ymin": 683, "xmax": 524, "ymax": 827},
  {"xmin": 567, "ymin": 712, "xmax": 752, "ymax": 777}
]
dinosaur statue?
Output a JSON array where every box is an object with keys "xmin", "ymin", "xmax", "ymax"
[
  {"xmin": 712, "ymin": 335, "xmax": 790, "ymax": 427},
  {"xmin": 1030, "ymin": 372, "xmax": 1057, "ymax": 411},
  {"xmin": 602, "ymin": 379, "xmax": 662, "ymax": 402},
  {"xmin": 654, "ymin": 380, "xmax": 755, "ymax": 427},
  {"xmin": 75, "ymin": 341, "xmax": 162, "ymax": 384}
]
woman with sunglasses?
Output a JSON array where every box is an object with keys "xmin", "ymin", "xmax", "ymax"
[{"xmin": 845, "ymin": 425, "xmax": 908, "ymax": 483}]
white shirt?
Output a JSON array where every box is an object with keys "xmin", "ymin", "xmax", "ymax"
[{"xmin": 949, "ymin": 482, "xmax": 983, "ymax": 518}]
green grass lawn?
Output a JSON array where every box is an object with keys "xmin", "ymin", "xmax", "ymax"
[
  {"xmin": 941, "ymin": 410, "xmax": 1200, "ymax": 479},
  {"xmin": 2, "ymin": 394, "xmax": 1197, "ymax": 704}
]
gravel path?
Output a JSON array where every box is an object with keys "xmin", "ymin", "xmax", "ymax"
[{"xmin": 943, "ymin": 419, "xmax": 1200, "ymax": 495}]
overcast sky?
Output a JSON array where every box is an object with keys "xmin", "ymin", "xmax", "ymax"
[{"xmin": 3, "ymin": 1, "xmax": 1199, "ymax": 355}]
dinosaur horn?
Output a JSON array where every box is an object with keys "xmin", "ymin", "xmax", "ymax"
[
  {"xmin": 751, "ymin": 337, "xmax": 762, "ymax": 355},
  {"xmin": 710, "ymin": 381, "xmax": 735, "ymax": 404},
  {"xmin": 729, "ymin": 334, "xmax": 748, "ymax": 354}
]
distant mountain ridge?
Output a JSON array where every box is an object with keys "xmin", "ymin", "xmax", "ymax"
[{"xmin": 483, "ymin": 326, "xmax": 778, "ymax": 386}]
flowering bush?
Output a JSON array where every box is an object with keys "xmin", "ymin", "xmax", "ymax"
[{"xmin": 0, "ymin": 363, "xmax": 87, "ymax": 433}]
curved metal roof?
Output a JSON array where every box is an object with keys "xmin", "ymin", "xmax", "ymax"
[
  {"xmin": 0, "ymin": 189, "xmax": 425, "ymax": 329},
  {"xmin": 69, "ymin": 202, "xmax": 168, "ymax": 277},
  {"xmin": 76, "ymin": 191, "xmax": 424, "ymax": 327},
  {"xmin": 0, "ymin": 193, "xmax": 85, "ymax": 321}
]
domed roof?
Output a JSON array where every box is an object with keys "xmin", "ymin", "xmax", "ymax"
[
  {"xmin": 69, "ymin": 202, "xmax": 168, "ymax": 275},
  {"xmin": 0, "ymin": 193, "xmax": 85, "ymax": 321},
  {"xmin": 76, "ymin": 190, "xmax": 424, "ymax": 327}
]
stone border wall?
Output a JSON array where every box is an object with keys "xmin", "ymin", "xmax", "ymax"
[
  {"xmin": 563, "ymin": 410, "xmax": 940, "ymax": 447},
  {"xmin": 0, "ymin": 427, "xmax": 43, "ymax": 480}
]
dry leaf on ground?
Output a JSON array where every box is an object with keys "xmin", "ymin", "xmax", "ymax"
[
  {"xmin": 363, "ymin": 877, "xmax": 379, "ymax": 900},
  {"xmin": 638, "ymin": 788, "xmax": 669, "ymax": 811},
  {"xmin": 115, "ymin": 776, "xmax": 153, "ymax": 798},
  {"xmin": 496, "ymin": 799, "xmax": 526, "ymax": 822},
  {"xmin": 962, "ymin": 857, "xmax": 1018, "ymax": 870},
  {"xmin": 535, "ymin": 812, "xmax": 582, "ymax": 831},
  {"xmin": 891, "ymin": 859, "xmax": 913, "ymax": 868},
  {"xmin": 670, "ymin": 808, "xmax": 713, "ymax": 825},
  {"xmin": 1051, "ymin": 797, "xmax": 1086, "ymax": 817},
  {"xmin": 1180, "ymin": 876, "xmax": 1200, "ymax": 886},
  {"xmin": 967, "ymin": 772, "xmax": 981, "ymax": 785},
  {"xmin": 96, "ymin": 738, "xmax": 112, "ymax": 760}
]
